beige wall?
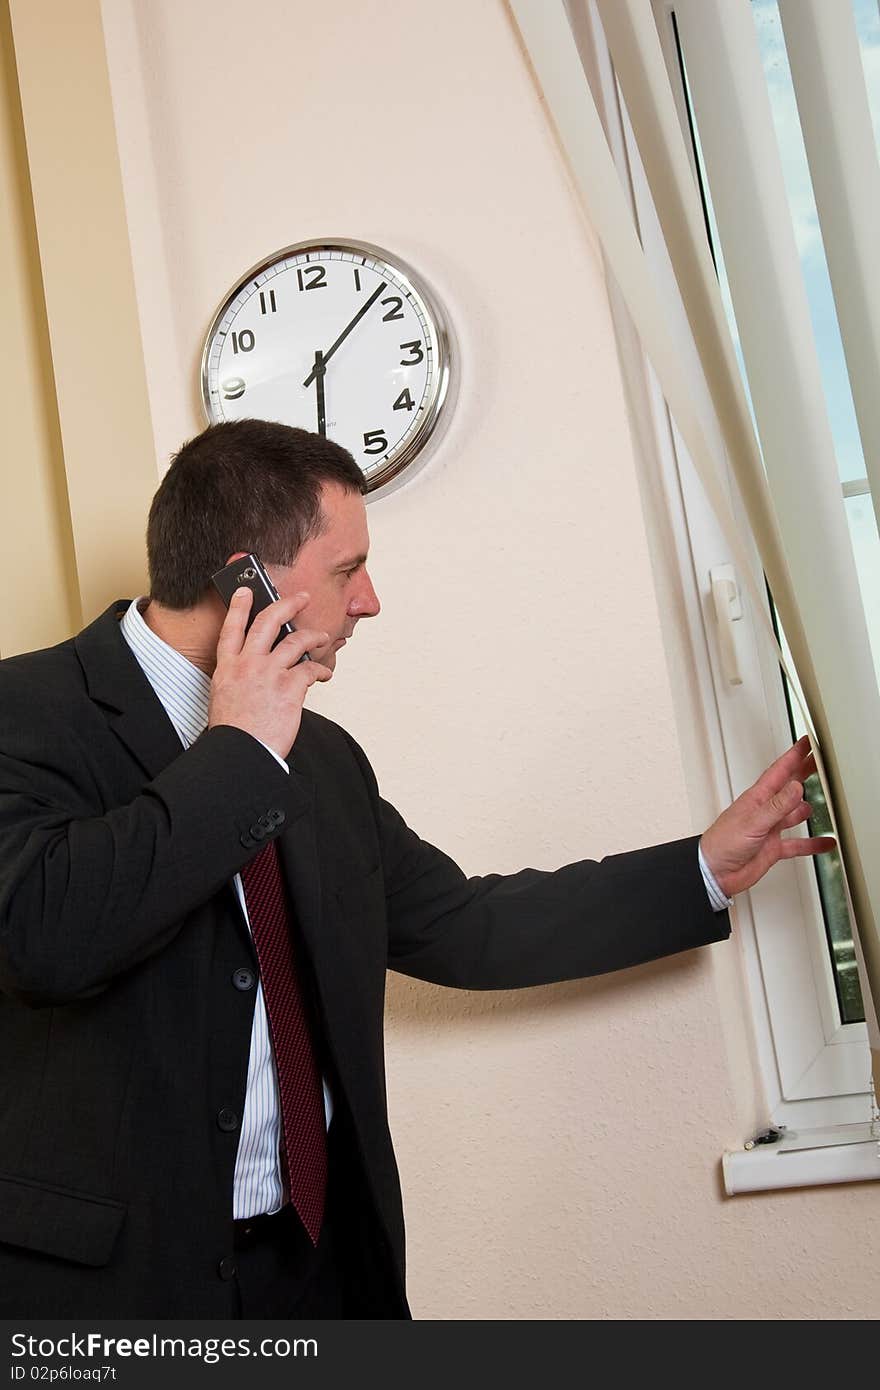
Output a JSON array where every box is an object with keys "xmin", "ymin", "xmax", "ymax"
[
  {"xmin": 8, "ymin": 0, "xmax": 156, "ymax": 630},
  {"xmin": 8, "ymin": 0, "xmax": 878, "ymax": 1317},
  {"xmin": 0, "ymin": 0, "xmax": 79, "ymax": 655}
]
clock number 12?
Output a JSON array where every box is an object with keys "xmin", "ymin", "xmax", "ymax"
[{"xmin": 297, "ymin": 265, "xmax": 327, "ymax": 291}]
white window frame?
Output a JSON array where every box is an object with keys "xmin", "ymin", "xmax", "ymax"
[{"xmin": 582, "ymin": 0, "xmax": 873, "ymax": 1157}]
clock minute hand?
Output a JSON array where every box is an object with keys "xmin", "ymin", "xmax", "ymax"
[{"xmin": 303, "ymin": 281, "xmax": 387, "ymax": 387}]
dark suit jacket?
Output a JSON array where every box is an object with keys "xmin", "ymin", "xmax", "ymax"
[{"xmin": 0, "ymin": 601, "xmax": 729, "ymax": 1317}]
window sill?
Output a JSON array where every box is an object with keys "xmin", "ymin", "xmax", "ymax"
[{"xmin": 723, "ymin": 1124, "xmax": 880, "ymax": 1194}]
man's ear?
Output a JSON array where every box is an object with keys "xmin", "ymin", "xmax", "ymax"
[{"xmin": 226, "ymin": 551, "xmax": 248, "ymax": 564}]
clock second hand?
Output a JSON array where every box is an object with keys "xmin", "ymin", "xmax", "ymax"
[
  {"xmin": 312, "ymin": 350, "xmax": 327, "ymax": 436},
  {"xmin": 302, "ymin": 280, "xmax": 387, "ymax": 388}
]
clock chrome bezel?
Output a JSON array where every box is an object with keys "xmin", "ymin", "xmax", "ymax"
[{"xmin": 199, "ymin": 237, "xmax": 455, "ymax": 495}]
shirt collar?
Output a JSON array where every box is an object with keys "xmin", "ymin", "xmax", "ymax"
[{"xmin": 120, "ymin": 598, "xmax": 212, "ymax": 749}]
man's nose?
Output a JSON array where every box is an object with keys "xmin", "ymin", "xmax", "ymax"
[{"xmin": 349, "ymin": 570, "xmax": 381, "ymax": 618}]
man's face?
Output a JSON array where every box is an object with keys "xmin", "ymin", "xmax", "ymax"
[{"xmin": 265, "ymin": 482, "xmax": 380, "ymax": 672}]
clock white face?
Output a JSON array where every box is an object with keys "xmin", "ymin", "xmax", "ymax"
[{"xmin": 201, "ymin": 241, "xmax": 452, "ymax": 492}]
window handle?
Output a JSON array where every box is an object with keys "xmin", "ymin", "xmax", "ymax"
[{"xmin": 709, "ymin": 564, "xmax": 744, "ymax": 686}]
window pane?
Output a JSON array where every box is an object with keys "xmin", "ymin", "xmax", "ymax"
[
  {"xmin": 673, "ymin": 1, "xmax": 880, "ymax": 1022},
  {"xmin": 750, "ymin": 0, "xmax": 876, "ymax": 487},
  {"xmin": 853, "ymin": 0, "xmax": 880, "ymax": 143}
]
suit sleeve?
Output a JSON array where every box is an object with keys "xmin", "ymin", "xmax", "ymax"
[
  {"xmin": 0, "ymin": 696, "xmax": 309, "ymax": 1006},
  {"xmin": 344, "ymin": 733, "xmax": 730, "ymax": 990}
]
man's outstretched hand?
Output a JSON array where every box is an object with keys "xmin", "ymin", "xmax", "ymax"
[{"xmin": 700, "ymin": 735, "xmax": 837, "ymax": 899}]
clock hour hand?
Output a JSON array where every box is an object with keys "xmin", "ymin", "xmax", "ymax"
[
  {"xmin": 302, "ymin": 281, "xmax": 387, "ymax": 387},
  {"xmin": 311, "ymin": 350, "xmax": 327, "ymax": 436}
]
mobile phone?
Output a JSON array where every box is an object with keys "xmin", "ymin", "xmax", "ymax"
[{"xmin": 211, "ymin": 553, "xmax": 309, "ymax": 660}]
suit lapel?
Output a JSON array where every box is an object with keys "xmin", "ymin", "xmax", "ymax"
[{"xmin": 74, "ymin": 599, "xmax": 187, "ymax": 781}]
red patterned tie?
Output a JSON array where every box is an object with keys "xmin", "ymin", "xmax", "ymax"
[{"xmin": 239, "ymin": 839, "xmax": 327, "ymax": 1245}]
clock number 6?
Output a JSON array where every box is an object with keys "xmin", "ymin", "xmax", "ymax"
[
  {"xmin": 399, "ymin": 340, "xmax": 423, "ymax": 365},
  {"xmin": 363, "ymin": 430, "xmax": 388, "ymax": 455}
]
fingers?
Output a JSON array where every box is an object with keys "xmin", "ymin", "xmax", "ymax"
[
  {"xmin": 779, "ymin": 800, "xmax": 813, "ymax": 830},
  {"xmin": 750, "ymin": 777, "xmax": 806, "ymax": 836},
  {"xmin": 215, "ymin": 587, "xmax": 255, "ymax": 658},
  {"xmin": 753, "ymin": 734, "xmax": 812, "ymax": 800},
  {"xmin": 779, "ymin": 834, "xmax": 837, "ymax": 860},
  {"xmin": 243, "ymin": 591, "xmax": 313, "ymax": 655},
  {"xmin": 293, "ymin": 658, "xmax": 333, "ymax": 688},
  {"xmin": 272, "ymin": 626, "xmax": 330, "ymax": 668},
  {"xmin": 799, "ymin": 751, "xmax": 818, "ymax": 781}
]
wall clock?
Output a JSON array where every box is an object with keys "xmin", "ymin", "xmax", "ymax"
[{"xmin": 200, "ymin": 239, "xmax": 455, "ymax": 494}]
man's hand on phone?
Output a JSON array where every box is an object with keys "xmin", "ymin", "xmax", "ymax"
[{"xmin": 208, "ymin": 588, "xmax": 333, "ymax": 758}]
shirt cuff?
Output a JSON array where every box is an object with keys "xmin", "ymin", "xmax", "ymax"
[
  {"xmin": 253, "ymin": 738, "xmax": 289, "ymax": 774},
  {"xmin": 699, "ymin": 841, "xmax": 732, "ymax": 912}
]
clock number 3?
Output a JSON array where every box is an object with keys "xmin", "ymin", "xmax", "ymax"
[{"xmin": 399, "ymin": 340, "xmax": 423, "ymax": 365}]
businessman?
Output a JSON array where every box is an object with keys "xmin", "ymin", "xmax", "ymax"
[{"xmin": 0, "ymin": 419, "xmax": 833, "ymax": 1318}]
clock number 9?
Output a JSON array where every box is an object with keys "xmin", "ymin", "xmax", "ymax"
[
  {"xmin": 222, "ymin": 377, "xmax": 246, "ymax": 400},
  {"xmin": 363, "ymin": 430, "xmax": 388, "ymax": 455}
]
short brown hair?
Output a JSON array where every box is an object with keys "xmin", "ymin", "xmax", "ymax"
[{"xmin": 147, "ymin": 420, "xmax": 366, "ymax": 608}]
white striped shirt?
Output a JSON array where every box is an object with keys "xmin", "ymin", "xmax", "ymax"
[
  {"xmin": 121, "ymin": 597, "xmax": 332, "ymax": 1219},
  {"xmin": 699, "ymin": 845, "xmax": 731, "ymax": 911}
]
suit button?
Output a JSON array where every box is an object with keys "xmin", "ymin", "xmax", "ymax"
[
  {"xmin": 217, "ymin": 1108, "xmax": 239, "ymax": 1132},
  {"xmin": 239, "ymin": 832, "xmax": 256, "ymax": 849},
  {"xmin": 257, "ymin": 813, "xmax": 273, "ymax": 831},
  {"xmin": 232, "ymin": 968, "xmax": 256, "ymax": 991},
  {"xmin": 268, "ymin": 808, "xmax": 285, "ymax": 826},
  {"xmin": 217, "ymin": 1256, "xmax": 237, "ymax": 1281},
  {"xmin": 249, "ymin": 822, "xmax": 267, "ymax": 841}
]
